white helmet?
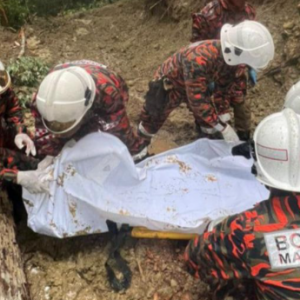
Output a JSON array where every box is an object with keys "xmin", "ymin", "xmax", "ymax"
[
  {"xmin": 0, "ymin": 61, "xmax": 11, "ymax": 95},
  {"xmin": 253, "ymin": 108, "xmax": 300, "ymax": 192},
  {"xmin": 36, "ymin": 66, "xmax": 96, "ymax": 134},
  {"xmin": 221, "ymin": 20, "xmax": 275, "ymax": 70},
  {"xmin": 284, "ymin": 81, "xmax": 300, "ymax": 114}
]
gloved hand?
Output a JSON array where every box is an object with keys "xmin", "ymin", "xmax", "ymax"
[
  {"xmin": 248, "ymin": 68, "xmax": 257, "ymax": 86},
  {"xmin": 221, "ymin": 124, "xmax": 240, "ymax": 143},
  {"xmin": 133, "ymin": 147, "xmax": 149, "ymax": 162},
  {"xmin": 37, "ymin": 156, "xmax": 54, "ymax": 171},
  {"xmin": 17, "ymin": 169, "xmax": 53, "ymax": 194},
  {"xmin": 232, "ymin": 142, "xmax": 251, "ymax": 159},
  {"xmin": 15, "ymin": 133, "xmax": 36, "ymax": 156}
]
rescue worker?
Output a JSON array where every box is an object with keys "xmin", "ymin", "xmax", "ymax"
[
  {"xmin": 191, "ymin": 0, "xmax": 256, "ymax": 43},
  {"xmin": 284, "ymin": 80, "xmax": 300, "ymax": 113},
  {"xmin": 138, "ymin": 21, "xmax": 274, "ymax": 144},
  {"xmin": 0, "ymin": 61, "xmax": 35, "ymax": 155},
  {"xmin": 191, "ymin": 0, "xmax": 257, "ymax": 106},
  {"xmin": 185, "ymin": 108, "xmax": 300, "ymax": 299},
  {"xmin": 0, "ymin": 60, "xmax": 149, "ymax": 194},
  {"xmin": 0, "ymin": 61, "xmax": 36, "ymax": 185}
]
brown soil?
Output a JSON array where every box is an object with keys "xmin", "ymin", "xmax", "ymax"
[{"xmin": 1, "ymin": 0, "xmax": 300, "ymax": 299}]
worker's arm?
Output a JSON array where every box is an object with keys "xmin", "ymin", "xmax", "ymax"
[
  {"xmin": 94, "ymin": 75, "xmax": 149, "ymax": 157},
  {"xmin": 183, "ymin": 51, "xmax": 220, "ymax": 130},
  {"xmin": 0, "ymin": 168, "xmax": 18, "ymax": 183},
  {"xmin": 3, "ymin": 88, "xmax": 25, "ymax": 134},
  {"xmin": 3, "ymin": 89, "xmax": 37, "ymax": 155},
  {"xmin": 0, "ymin": 147, "xmax": 39, "ymax": 183},
  {"xmin": 228, "ymin": 67, "xmax": 251, "ymax": 139},
  {"xmin": 185, "ymin": 214, "xmax": 248, "ymax": 296}
]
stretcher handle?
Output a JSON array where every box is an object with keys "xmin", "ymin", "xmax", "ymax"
[{"xmin": 131, "ymin": 227, "xmax": 197, "ymax": 240}]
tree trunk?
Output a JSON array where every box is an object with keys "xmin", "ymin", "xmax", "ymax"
[{"xmin": 0, "ymin": 191, "xmax": 31, "ymax": 300}]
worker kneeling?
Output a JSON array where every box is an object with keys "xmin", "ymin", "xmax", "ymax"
[
  {"xmin": 138, "ymin": 21, "xmax": 274, "ymax": 144},
  {"xmin": 3, "ymin": 61, "xmax": 148, "ymax": 194},
  {"xmin": 35, "ymin": 61, "xmax": 148, "ymax": 160},
  {"xmin": 185, "ymin": 108, "xmax": 300, "ymax": 299}
]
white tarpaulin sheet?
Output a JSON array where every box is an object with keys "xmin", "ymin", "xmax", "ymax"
[{"xmin": 23, "ymin": 132, "xmax": 269, "ymax": 238}]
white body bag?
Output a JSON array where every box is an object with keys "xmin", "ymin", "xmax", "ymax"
[{"xmin": 23, "ymin": 132, "xmax": 269, "ymax": 238}]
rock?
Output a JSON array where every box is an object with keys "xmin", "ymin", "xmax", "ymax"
[
  {"xmin": 127, "ymin": 80, "xmax": 135, "ymax": 87},
  {"xmin": 147, "ymin": 287, "xmax": 155, "ymax": 298},
  {"xmin": 170, "ymin": 279, "xmax": 178, "ymax": 288},
  {"xmin": 27, "ymin": 36, "xmax": 41, "ymax": 50},
  {"xmin": 281, "ymin": 30, "xmax": 291, "ymax": 40},
  {"xmin": 155, "ymin": 272, "xmax": 162, "ymax": 280},
  {"xmin": 158, "ymin": 286, "xmax": 173, "ymax": 298},
  {"xmin": 284, "ymin": 38, "xmax": 300, "ymax": 61},
  {"xmin": 283, "ymin": 21, "xmax": 295, "ymax": 30},
  {"xmin": 181, "ymin": 292, "xmax": 192, "ymax": 300},
  {"xmin": 76, "ymin": 28, "xmax": 89, "ymax": 36},
  {"xmin": 75, "ymin": 19, "xmax": 92, "ymax": 26}
]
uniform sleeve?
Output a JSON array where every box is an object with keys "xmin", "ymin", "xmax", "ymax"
[
  {"xmin": 93, "ymin": 74, "xmax": 148, "ymax": 155},
  {"xmin": 227, "ymin": 67, "xmax": 250, "ymax": 132},
  {"xmin": 4, "ymin": 88, "xmax": 25, "ymax": 134},
  {"xmin": 0, "ymin": 147, "xmax": 39, "ymax": 183},
  {"xmin": 0, "ymin": 168, "xmax": 18, "ymax": 183},
  {"xmin": 185, "ymin": 215, "xmax": 248, "ymax": 291},
  {"xmin": 183, "ymin": 55, "xmax": 219, "ymax": 128},
  {"xmin": 227, "ymin": 66, "xmax": 247, "ymax": 105},
  {"xmin": 191, "ymin": 13, "xmax": 210, "ymax": 42},
  {"xmin": 95, "ymin": 75, "xmax": 129, "ymax": 126}
]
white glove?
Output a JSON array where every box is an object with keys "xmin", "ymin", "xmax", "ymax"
[
  {"xmin": 133, "ymin": 147, "xmax": 148, "ymax": 162},
  {"xmin": 37, "ymin": 156, "xmax": 54, "ymax": 171},
  {"xmin": 15, "ymin": 133, "xmax": 36, "ymax": 156},
  {"xmin": 17, "ymin": 169, "xmax": 53, "ymax": 194},
  {"xmin": 221, "ymin": 124, "xmax": 240, "ymax": 143}
]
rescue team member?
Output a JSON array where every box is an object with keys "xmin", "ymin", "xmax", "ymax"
[
  {"xmin": 190, "ymin": 0, "xmax": 257, "ymax": 115},
  {"xmin": 0, "ymin": 61, "xmax": 35, "ymax": 155},
  {"xmin": 138, "ymin": 21, "xmax": 274, "ymax": 144},
  {"xmin": 0, "ymin": 60, "xmax": 149, "ymax": 193},
  {"xmin": 191, "ymin": 0, "xmax": 256, "ymax": 43},
  {"xmin": 284, "ymin": 80, "xmax": 300, "ymax": 114},
  {"xmin": 0, "ymin": 61, "xmax": 37, "ymax": 186},
  {"xmin": 185, "ymin": 108, "xmax": 300, "ymax": 300}
]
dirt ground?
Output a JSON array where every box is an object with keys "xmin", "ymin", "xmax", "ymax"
[{"xmin": 1, "ymin": 0, "xmax": 300, "ymax": 299}]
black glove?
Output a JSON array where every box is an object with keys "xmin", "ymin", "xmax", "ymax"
[
  {"xmin": 237, "ymin": 131, "xmax": 251, "ymax": 142},
  {"xmin": 232, "ymin": 142, "xmax": 252, "ymax": 159}
]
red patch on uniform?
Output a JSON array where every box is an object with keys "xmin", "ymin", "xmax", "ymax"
[
  {"xmin": 243, "ymin": 233, "xmax": 255, "ymax": 249},
  {"xmin": 7, "ymin": 157, "xmax": 13, "ymax": 165},
  {"xmin": 245, "ymin": 211, "xmax": 258, "ymax": 219},
  {"xmin": 251, "ymin": 263, "xmax": 270, "ymax": 277},
  {"xmin": 273, "ymin": 197, "xmax": 288, "ymax": 225}
]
